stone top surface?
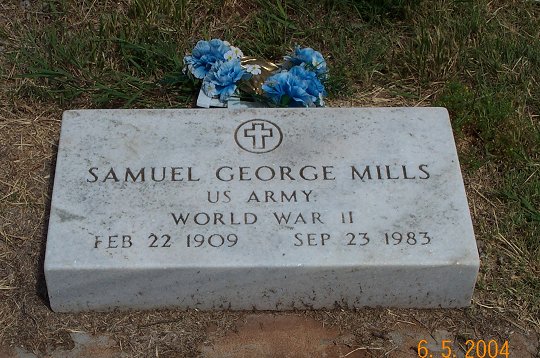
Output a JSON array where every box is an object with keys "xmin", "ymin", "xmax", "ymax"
[{"xmin": 45, "ymin": 108, "xmax": 478, "ymax": 272}]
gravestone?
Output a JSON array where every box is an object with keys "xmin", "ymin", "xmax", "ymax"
[{"xmin": 44, "ymin": 108, "xmax": 479, "ymax": 312}]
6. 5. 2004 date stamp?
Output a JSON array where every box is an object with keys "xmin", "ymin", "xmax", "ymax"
[{"xmin": 417, "ymin": 339, "xmax": 509, "ymax": 358}]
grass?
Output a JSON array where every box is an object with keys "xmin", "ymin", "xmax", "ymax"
[
  {"xmin": 6, "ymin": 0, "xmax": 413, "ymax": 106},
  {"xmin": 1, "ymin": 0, "xmax": 539, "ymax": 354}
]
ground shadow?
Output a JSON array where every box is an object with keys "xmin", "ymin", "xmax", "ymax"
[{"xmin": 35, "ymin": 139, "xmax": 60, "ymax": 309}]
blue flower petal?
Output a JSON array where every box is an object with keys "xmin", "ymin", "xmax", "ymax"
[
  {"xmin": 183, "ymin": 39, "xmax": 232, "ymax": 79},
  {"xmin": 263, "ymin": 66, "xmax": 325, "ymax": 107},
  {"xmin": 285, "ymin": 46, "xmax": 327, "ymax": 78},
  {"xmin": 202, "ymin": 59, "xmax": 246, "ymax": 102}
]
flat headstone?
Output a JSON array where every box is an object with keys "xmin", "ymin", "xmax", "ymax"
[{"xmin": 44, "ymin": 108, "xmax": 479, "ymax": 312}]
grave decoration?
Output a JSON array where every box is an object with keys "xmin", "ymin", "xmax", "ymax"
[{"xmin": 183, "ymin": 39, "xmax": 327, "ymax": 108}]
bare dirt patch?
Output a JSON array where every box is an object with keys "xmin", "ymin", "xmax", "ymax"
[{"xmin": 200, "ymin": 314, "xmax": 354, "ymax": 357}]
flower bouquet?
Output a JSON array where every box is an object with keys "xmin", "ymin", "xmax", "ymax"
[{"xmin": 183, "ymin": 39, "xmax": 327, "ymax": 108}]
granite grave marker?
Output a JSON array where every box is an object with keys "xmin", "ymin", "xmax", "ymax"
[{"xmin": 44, "ymin": 108, "xmax": 479, "ymax": 312}]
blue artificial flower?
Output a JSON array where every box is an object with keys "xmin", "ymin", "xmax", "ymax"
[
  {"xmin": 202, "ymin": 59, "xmax": 248, "ymax": 102},
  {"xmin": 289, "ymin": 65, "xmax": 327, "ymax": 106},
  {"xmin": 184, "ymin": 39, "xmax": 231, "ymax": 79},
  {"xmin": 285, "ymin": 46, "xmax": 327, "ymax": 78},
  {"xmin": 262, "ymin": 71, "xmax": 317, "ymax": 107}
]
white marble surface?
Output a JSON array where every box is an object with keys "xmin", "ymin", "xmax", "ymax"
[{"xmin": 44, "ymin": 108, "xmax": 479, "ymax": 312}]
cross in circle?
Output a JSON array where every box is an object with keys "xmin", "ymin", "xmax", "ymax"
[{"xmin": 244, "ymin": 123, "xmax": 273, "ymax": 149}]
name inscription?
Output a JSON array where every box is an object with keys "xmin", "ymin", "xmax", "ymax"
[{"xmin": 86, "ymin": 164, "xmax": 430, "ymax": 183}]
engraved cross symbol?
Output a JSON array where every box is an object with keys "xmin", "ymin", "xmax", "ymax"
[{"xmin": 244, "ymin": 123, "xmax": 273, "ymax": 149}]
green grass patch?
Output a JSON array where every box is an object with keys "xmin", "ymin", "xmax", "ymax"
[{"xmin": 7, "ymin": 0, "xmax": 407, "ymax": 107}]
